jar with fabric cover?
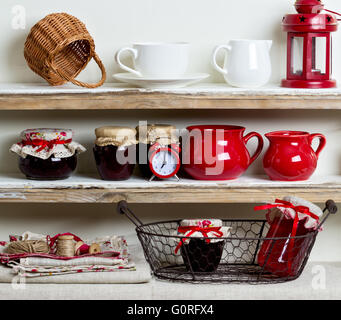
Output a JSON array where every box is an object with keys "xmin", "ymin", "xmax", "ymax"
[
  {"xmin": 93, "ymin": 126, "xmax": 137, "ymax": 180},
  {"xmin": 10, "ymin": 128, "xmax": 86, "ymax": 180},
  {"xmin": 254, "ymin": 196, "xmax": 323, "ymax": 277},
  {"xmin": 175, "ymin": 219, "xmax": 231, "ymax": 272},
  {"xmin": 136, "ymin": 124, "xmax": 179, "ymax": 179}
]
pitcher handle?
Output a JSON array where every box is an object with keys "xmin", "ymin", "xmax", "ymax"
[
  {"xmin": 243, "ymin": 132, "xmax": 264, "ymax": 165},
  {"xmin": 211, "ymin": 44, "xmax": 231, "ymax": 75},
  {"xmin": 309, "ymin": 133, "xmax": 326, "ymax": 158}
]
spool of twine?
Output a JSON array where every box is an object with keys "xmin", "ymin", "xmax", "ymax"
[
  {"xmin": 56, "ymin": 235, "xmax": 75, "ymax": 257},
  {"xmin": 6, "ymin": 240, "xmax": 49, "ymax": 254}
]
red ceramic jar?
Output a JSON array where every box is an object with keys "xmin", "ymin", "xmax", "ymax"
[
  {"xmin": 182, "ymin": 125, "xmax": 263, "ymax": 180},
  {"xmin": 263, "ymin": 131, "xmax": 326, "ymax": 181}
]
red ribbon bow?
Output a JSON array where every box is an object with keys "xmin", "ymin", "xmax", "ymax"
[
  {"xmin": 174, "ymin": 226, "xmax": 223, "ymax": 254},
  {"xmin": 254, "ymin": 199, "xmax": 319, "ymax": 273},
  {"xmin": 22, "ymin": 138, "xmax": 72, "ymax": 152},
  {"xmin": 254, "ymin": 199, "xmax": 319, "ymax": 221}
]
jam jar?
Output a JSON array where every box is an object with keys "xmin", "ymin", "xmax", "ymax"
[
  {"xmin": 93, "ymin": 126, "xmax": 137, "ymax": 180},
  {"xmin": 10, "ymin": 128, "xmax": 86, "ymax": 180},
  {"xmin": 136, "ymin": 124, "xmax": 179, "ymax": 179},
  {"xmin": 175, "ymin": 219, "xmax": 231, "ymax": 273},
  {"xmin": 255, "ymin": 196, "xmax": 323, "ymax": 278}
]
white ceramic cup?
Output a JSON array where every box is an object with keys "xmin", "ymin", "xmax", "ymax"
[
  {"xmin": 115, "ymin": 42, "xmax": 189, "ymax": 78},
  {"xmin": 212, "ymin": 40, "xmax": 272, "ymax": 88}
]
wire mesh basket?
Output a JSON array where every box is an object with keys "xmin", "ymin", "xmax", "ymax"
[{"xmin": 117, "ymin": 200, "xmax": 337, "ymax": 284}]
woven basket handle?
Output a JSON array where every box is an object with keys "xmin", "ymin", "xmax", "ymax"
[{"xmin": 53, "ymin": 53, "xmax": 106, "ymax": 88}]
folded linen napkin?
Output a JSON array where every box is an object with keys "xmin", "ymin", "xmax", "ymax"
[
  {"xmin": 20, "ymin": 256, "xmax": 128, "ymax": 267},
  {"xmin": 8, "ymin": 260, "xmax": 136, "ymax": 278}
]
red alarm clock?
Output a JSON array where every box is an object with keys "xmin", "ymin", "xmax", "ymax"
[{"xmin": 148, "ymin": 143, "xmax": 181, "ymax": 181}]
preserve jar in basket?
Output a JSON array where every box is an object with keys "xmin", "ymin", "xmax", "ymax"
[
  {"xmin": 254, "ymin": 196, "xmax": 326, "ymax": 277},
  {"xmin": 24, "ymin": 13, "xmax": 106, "ymax": 88},
  {"xmin": 117, "ymin": 197, "xmax": 337, "ymax": 284},
  {"xmin": 10, "ymin": 128, "xmax": 86, "ymax": 180},
  {"xmin": 175, "ymin": 219, "xmax": 231, "ymax": 272}
]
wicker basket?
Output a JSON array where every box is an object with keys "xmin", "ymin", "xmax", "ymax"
[{"xmin": 24, "ymin": 13, "xmax": 106, "ymax": 88}]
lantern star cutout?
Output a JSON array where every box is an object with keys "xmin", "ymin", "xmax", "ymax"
[
  {"xmin": 327, "ymin": 16, "xmax": 332, "ymax": 23},
  {"xmin": 299, "ymin": 16, "xmax": 306, "ymax": 23}
]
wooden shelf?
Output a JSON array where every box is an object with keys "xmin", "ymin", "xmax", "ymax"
[
  {"xmin": 1, "ymin": 83, "xmax": 341, "ymax": 110},
  {"xmin": 0, "ymin": 173, "xmax": 339, "ymax": 203},
  {"xmin": 0, "ymin": 83, "xmax": 339, "ymax": 204}
]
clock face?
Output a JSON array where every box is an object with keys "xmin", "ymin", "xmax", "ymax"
[{"xmin": 150, "ymin": 148, "xmax": 180, "ymax": 178}]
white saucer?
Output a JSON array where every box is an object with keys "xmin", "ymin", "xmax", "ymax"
[{"xmin": 113, "ymin": 73, "xmax": 210, "ymax": 89}]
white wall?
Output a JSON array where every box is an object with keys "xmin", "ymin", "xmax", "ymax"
[
  {"xmin": 0, "ymin": 0, "xmax": 340, "ymax": 84},
  {"xmin": 0, "ymin": 0, "xmax": 340, "ymax": 262}
]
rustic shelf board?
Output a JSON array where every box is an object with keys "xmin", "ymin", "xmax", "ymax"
[
  {"xmin": 1, "ymin": 83, "xmax": 341, "ymax": 110},
  {"xmin": 0, "ymin": 174, "xmax": 339, "ymax": 203}
]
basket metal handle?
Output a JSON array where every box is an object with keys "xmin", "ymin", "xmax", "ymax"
[
  {"xmin": 117, "ymin": 200, "xmax": 143, "ymax": 227},
  {"xmin": 117, "ymin": 199, "xmax": 337, "ymax": 230},
  {"xmin": 316, "ymin": 199, "xmax": 338, "ymax": 230}
]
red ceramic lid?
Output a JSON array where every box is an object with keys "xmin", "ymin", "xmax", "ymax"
[
  {"xmin": 295, "ymin": 0, "xmax": 324, "ymax": 14},
  {"xmin": 282, "ymin": 13, "xmax": 337, "ymax": 32}
]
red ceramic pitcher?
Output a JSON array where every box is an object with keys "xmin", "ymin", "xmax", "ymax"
[
  {"xmin": 263, "ymin": 131, "xmax": 326, "ymax": 181},
  {"xmin": 182, "ymin": 125, "xmax": 263, "ymax": 180}
]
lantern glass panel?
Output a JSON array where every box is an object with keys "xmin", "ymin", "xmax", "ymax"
[
  {"xmin": 291, "ymin": 37, "xmax": 304, "ymax": 76},
  {"xmin": 312, "ymin": 37, "xmax": 327, "ymax": 75}
]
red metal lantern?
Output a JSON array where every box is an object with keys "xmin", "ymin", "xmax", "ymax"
[{"xmin": 282, "ymin": 0, "xmax": 338, "ymax": 88}]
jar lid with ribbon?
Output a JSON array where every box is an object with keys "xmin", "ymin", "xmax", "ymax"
[
  {"xmin": 254, "ymin": 196, "xmax": 323, "ymax": 230},
  {"xmin": 136, "ymin": 124, "xmax": 179, "ymax": 146},
  {"xmin": 10, "ymin": 128, "xmax": 86, "ymax": 160},
  {"xmin": 95, "ymin": 126, "xmax": 138, "ymax": 148},
  {"xmin": 174, "ymin": 218, "xmax": 232, "ymax": 254}
]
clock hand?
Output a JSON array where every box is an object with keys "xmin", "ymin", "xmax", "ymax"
[
  {"xmin": 161, "ymin": 152, "xmax": 167, "ymax": 169},
  {"xmin": 161, "ymin": 159, "xmax": 167, "ymax": 169}
]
